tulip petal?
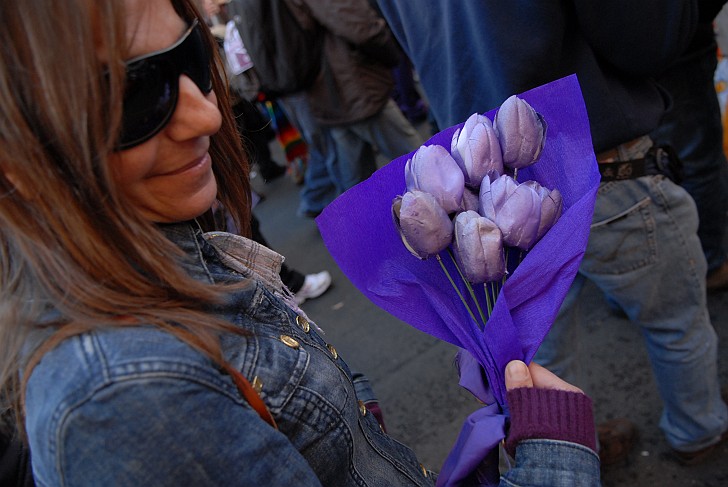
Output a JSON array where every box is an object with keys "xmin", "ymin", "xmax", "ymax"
[
  {"xmin": 461, "ymin": 187, "xmax": 480, "ymax": 213},
  {"xmin": 495, "ymin": 183, "xmax": 542, "ymax": 250},
  {"xmin": 465, "ymin": 120, "xmax": 504, "ymax": 186},
  {"xmin": 522, "ymin": 181, "xmax": 563, "ymax": 240},
  {"xmin": 494, "ymin": 95, "xmax": 547, "ymax": 169},
  {"xmin": 451, "ymin": 127, "xmax": 463, "ymax": 169},
  {"xmin": 452, "ymin": 114, "xmax": 504, "ymax": 187},
  {"xmin": 489, "ymin": 173, "xmax": 518, "ymax": 214},
  {"xmin": 478, "ymin": 174, "xmax": 496, "ymax": 221},
  {"xmin": 392, "ymin": 191, "xmax": 454, "ymax": 259},
  {"xmin": 405, "ymin": 145, "xmax": 465, "ymax": 213},
  {"xmin": 537, "ymin": 188, "xmax": 563, "ymax": 239},
  {"xmin": 453, "ymin": 211, "xmax": 505, "ymax": 283}
]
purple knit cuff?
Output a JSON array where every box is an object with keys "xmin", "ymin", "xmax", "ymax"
[{"xmin": 504, "ymin": 387, "xmax": 596, "ymax": 457}]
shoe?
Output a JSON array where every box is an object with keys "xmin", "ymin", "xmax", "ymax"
[
  {"xmin": 706, "ymin": 261, "xmax": 728, "ymax": 292},
  {"xmin": 669, "ymin": 387, "xmax": 728, "ymax": 465},
  {"xmin": 260, "ymin": 162, "xmax": 286, "ymax": 183},
  {"xmin": 294, "ymin": 271, "xmax": 332, "ymax": 305},
  {"xmin": 670, "ymin": 429, "xmax": 728, "ymax": 466},
  {"xmin": 597, "ymin": 418, "xmax": 638, "ymax": 466}
]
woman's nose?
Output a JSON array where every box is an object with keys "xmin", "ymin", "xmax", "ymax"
[{"xmin": 164, "ymin": 75, "xmax": 222, "ymax": 141}]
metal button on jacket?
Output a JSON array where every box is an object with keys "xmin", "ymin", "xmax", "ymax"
[
  {"xmin": 280, "ymin": 335, "xmax": 300, "ymax": 349},
  {"xmin": 296, "ymin": 315, "xmax": 310, "ymax": 333}
]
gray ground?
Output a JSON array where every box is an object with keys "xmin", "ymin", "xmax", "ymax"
[{"xmin": 252, "ymin": 136, "xmax": 728, "ymax": 486}]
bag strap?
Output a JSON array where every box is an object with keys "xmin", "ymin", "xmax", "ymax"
[{"xmin": 220, "ymin": 362, "xmax": 278, "ymax": 429}]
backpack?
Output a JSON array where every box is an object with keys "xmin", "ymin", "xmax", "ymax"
[{"xmin": 227, "ymin": 0, "xmax": 323, "ymax": 96}]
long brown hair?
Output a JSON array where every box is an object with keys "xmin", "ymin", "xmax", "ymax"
[{"xmin": 0, "ymin": 0, "xmax": 252, "ymax": 434}]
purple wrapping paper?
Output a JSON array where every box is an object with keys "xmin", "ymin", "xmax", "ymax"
[{"xmin": 317, "ymin": 75, "xmax": 599, "ymax": 406}]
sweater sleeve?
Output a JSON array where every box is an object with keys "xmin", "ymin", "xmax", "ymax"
[{"xmin": 504, "ymin": 387, "xmax": 596, "ymax": 458}]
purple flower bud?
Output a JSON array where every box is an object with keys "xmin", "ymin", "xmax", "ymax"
[
  {"xmin": 460, "ymin": 187, "xmax": 480, "ymax": 213},
  {"xmin": 405, "ymin": 145, "xmax": 464, "ymax": 213},
  {"xmin": 482, "ymin": 174, "xmax": 542, "ymax": 250},
  {"xmin": 451, "ymin": 113, "xmax": 504, "ymax": 187},
  {"xmin": 453, "ymin": 211, "xmax": 505, "ymax": 283},
  {"xmin": 494, "ymin": 95, "xmax": 547, "ymax": 169},
  {"xmin": 392, "ymin": 191, "xmax": 454, "ymax": 259},
  {"xmin": 523, "ymin": 180, "xmax": 563, "ymax": 240}
]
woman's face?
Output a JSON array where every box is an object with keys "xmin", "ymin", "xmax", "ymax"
[{"xmin": 110, "ymin": 0, "xmax": 221, "ymax": 223}]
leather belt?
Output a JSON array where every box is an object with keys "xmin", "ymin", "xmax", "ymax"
[{"xmin": 596, "ymin": 136, "xmax": 683, "ymax": 184}]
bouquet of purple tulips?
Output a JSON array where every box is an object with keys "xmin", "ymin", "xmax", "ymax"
[
  {"xmin": 317, "ymin": 75, "xmax": 600, "ymax": 484},
  {"xmin": 393, "ymin": 96, "xmax": 563, "ymax": 328}
]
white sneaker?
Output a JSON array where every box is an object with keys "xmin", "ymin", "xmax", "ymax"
[{"xmin": 294, "ymin": 271, "xmax": 332, "ymax": 305}]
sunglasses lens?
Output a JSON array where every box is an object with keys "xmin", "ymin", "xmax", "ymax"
[
  {"xmin": 117, "ymin": 62, "xmax": 176, "ymax": 149},
  {"xmin": 184, "ymin": 26, "xmax": 212, "ymax": 93},
  {"xmin": 116, "ymin": 21, "xmax": 211, "ymax": 150}
]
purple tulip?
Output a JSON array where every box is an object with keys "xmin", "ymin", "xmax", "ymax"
[
  {"xmin": 494, "ymin": 95, "xmax": 547, "ymax": 169},
  {"xmin": 392, "ymin": 191, "xmax": 454, "ymax": 259},
  {"xmin": 479, "ymin": 173, "xmax": 541, "ymax": 250},
  {"xmin": 523, "ymin": 180, "xmax": 563, "ymax": 240},
  {"xmin": 405, "ymin": 145, "xmax": 464, "ymax": 213},
  {"xmin": 453, "ymin": 211, "xmax": 506, "ymax": 284},
  {"xmin": 451, "ymin": 113, "xmax": 504, "ymax": 187}
]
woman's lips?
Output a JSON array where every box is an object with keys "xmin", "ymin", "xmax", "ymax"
[{"xmin": 162, "ymin": 153, "xmax": 211, "ymax": 176}]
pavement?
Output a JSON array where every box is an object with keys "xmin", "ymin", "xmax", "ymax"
[{"xmin": 251, "ymin": 135, "xmax": 728, "ymax": 487}]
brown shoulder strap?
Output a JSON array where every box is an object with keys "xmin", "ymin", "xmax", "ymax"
[{"xmin": 220, "ymin": 362, "xmax": 278, "ymax": 429}]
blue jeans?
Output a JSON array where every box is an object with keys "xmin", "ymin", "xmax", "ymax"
[
  {"xmin": 650, "ymin": 42, "xmax": 728, "ymax": 272},
  {"xmin": 330, "ymin": 99, "xmax": 424, "ymax": 191},
  {"xmin": 535, "ymin": 175, "xmax": 728, "ymax": 452},
  {"xmin": 279, "ymin": 93, "xmax": 339, "ymax": 215}
]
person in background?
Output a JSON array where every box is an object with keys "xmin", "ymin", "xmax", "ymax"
[
  {"xmin": 376, "ymin": 0, "xmax": 728, "ymax": 467},
  {"xmin": 201, "ymin": 0, "xmax": 287, "ymax": 183},
  {"xmin": 0, "ymin": 0, "xmax": 600, "ymax": 484},
  {"xmin": 250, "ymin": 213, "xmax": 332, "ymax": 305},
  {"xmin": 288, "ymin": 0, "xmax": 425, "ymax": 192},
  {"xmin": 226, "ymin": 0, "xmax": 340, "ymax": 218},
  {"xmin": 651, "ymin": 0, "xmax": 728, "ymax": 292}
]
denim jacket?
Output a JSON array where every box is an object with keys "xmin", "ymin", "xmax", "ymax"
[{"xmin": 24, "ymin": 222, "xmax": 599, "ymax": 486}]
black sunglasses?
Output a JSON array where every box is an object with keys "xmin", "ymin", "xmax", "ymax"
[{"xmin": 116, "ymin": 19, "xmax": 213, "ymax": 150}]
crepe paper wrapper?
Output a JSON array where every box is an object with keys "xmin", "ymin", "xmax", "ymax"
[{"xmin": 317, "ymin": 73, "xmax": 598, "ymax": 410}]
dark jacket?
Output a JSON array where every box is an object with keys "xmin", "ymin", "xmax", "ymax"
[
  {"xmin": 376, "ymin": 0, "xmax": 698, "ymax": 153},
  {"xmin": 289, "ymin": 0, "xmax": 401, "ymax": 125}
]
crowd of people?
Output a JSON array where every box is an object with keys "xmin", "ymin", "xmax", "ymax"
[{"xmin": 0, "ymin": 0, "xmax": 727, "ymax": 485}]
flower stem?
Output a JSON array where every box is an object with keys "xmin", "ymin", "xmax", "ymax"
[
  {"xmin": 502, "ymin": 247, "xmax": 510, "ymax": 287},
  {"xmin": 484, "ymin": 282, "xmax": 493, "ymax": 315},
  {"xmin": 446, "ymin": 250, "xmax": 489, "ymax": 329},
  {"xmin": 436, "ymin": 254, "xmax": 483, "ymax": 330}
]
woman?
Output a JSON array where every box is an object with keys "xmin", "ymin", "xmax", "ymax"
[{"xmin": 0, "ymin": 0, "xmax": 600, "ymax": 485}]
